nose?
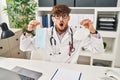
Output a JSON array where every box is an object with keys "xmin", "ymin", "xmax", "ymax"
[{"xmin": 59, "ymin": 16, "xmax": 64, "ymax": 21}]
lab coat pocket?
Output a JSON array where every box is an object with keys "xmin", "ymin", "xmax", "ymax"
[
  {"xmin": 49, "ymin": 44, "xmax": 70, "ymax": 62},
  {"xmin": 60, "ymin": 44, "xmax": 69, "ymax": 56}
]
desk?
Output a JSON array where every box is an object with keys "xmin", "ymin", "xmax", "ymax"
[{"xmin": 0, "ymin": 58, "xmax": 120, "ymax": 80}]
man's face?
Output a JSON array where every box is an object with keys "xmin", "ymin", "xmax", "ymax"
[{"xmin": 52, "ymin": 13, "xmax": 70, "ymax": 34}]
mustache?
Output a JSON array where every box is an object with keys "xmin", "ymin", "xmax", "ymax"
[{"xmin": 60, "ymin": 21, "xmax": 64, "ymax": 23}]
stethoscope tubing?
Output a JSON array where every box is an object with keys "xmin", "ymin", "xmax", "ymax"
[{"xmin": 50, "ymin": 27, "xmax": 75, "ymax": 56}]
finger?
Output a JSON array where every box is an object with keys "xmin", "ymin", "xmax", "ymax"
[
  {"xmin": 80, "ymin": 19, "xmax": 89, "ymax": 25},
  {"xmin": 81, "ymin": 19, "xmax": 93, "ymax": 26},
  {"xmin": 81, "ymin": 20, "xmax": 89, "ymax": 26},
  {"xmin": 27, "ymin": 24, "xmax": 34, "ymax": 31},
  {"xmin": 29, "ymin": 20, "xmax": 36, "ymax": 24},
  {"xmin": 29, "ymin": 20, "xmax": 40, "ymax": 26},
  {"xmin": 36, "ymin": 21, "xmax": 40, "ymax": 25}
]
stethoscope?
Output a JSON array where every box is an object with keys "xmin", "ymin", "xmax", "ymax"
[{"xmin": 50, "ymin": 27, "xmax": 75, "ymax": 56}]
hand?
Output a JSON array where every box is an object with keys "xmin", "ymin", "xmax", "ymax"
[
  {"xmin": 27, "ymin": 20, "xmax": 40, "ymax": 31},
  {"xmin": 80, "ymin": 19, "xmax": 96, "ymax": 34}
]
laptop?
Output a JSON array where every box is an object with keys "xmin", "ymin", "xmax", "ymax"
[{"xmin": 0, "ymin": 66, "xmax": 42, "ymax": 80}]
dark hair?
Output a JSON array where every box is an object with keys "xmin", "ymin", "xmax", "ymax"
[{"xmin": 51, "ymin": 4, "xmax": 71, "ymax": 15}]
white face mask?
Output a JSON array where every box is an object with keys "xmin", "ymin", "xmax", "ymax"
[{"xmin": 73, "ymin": 26, "xmax": 90, "ymax": 41}]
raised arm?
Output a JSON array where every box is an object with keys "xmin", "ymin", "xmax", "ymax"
[
  {"xmin": 20, "ymin": 20, "xmax": 40, "ymax": 51},
  {"xmin": 80, "ymin": 19, "xmax": 104, "ymax": 53}
]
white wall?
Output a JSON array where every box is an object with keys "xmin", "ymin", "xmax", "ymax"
[
  {"xmin": 0, "ymin": 2, "xmax": 1, "ymax": 23},
  {"xmin": 0, "ymin": 0, "xmax": 9, "ymax": 26},
  {"xmin": 117, "ymin": 0, "xmax": 120, "ymax": 6},
  {"xmin": 115, "ymin": 33, "xmax": 120, "ymax": 67},
  {"xmin": 115, "ymin": 7, "xmax": 120, "ymax": 67}
]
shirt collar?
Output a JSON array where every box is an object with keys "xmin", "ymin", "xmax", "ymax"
[
  {"xmin": 53, "ymin": 26, "xmax": 71, "ymax": 41},
  {"xmin": 53, "ymin": 26, "xmax": 71, "ymax": 36}
]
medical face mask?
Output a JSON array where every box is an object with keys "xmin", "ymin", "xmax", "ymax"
[
  {"xmin": 35, "ymin": 26, "xmax": 46, "ymax": 48},
  {"xmin": 73, "ymin": 26, "xmax": 90, "ymax": 41}
]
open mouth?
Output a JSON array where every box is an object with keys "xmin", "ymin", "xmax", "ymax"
[{"xmin": 59, "ymin": 23, "xmax": 63, "ymax": 27}]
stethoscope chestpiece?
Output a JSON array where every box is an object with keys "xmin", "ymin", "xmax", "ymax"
[
  {"xmin": 49, "ymin": 52, "xmax": 61, "ymax": 56},
  {"xmin": 71, "ymin": 47, "xmax": 75, "ymax": 52}
]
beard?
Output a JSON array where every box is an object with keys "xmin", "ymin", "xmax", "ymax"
[{"xmin": 55, "ymin": 23, "xmax": 68, "ymax": 34}]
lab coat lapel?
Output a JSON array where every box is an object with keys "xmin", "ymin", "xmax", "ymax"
[
  {"xmin": 61, "ymin": 32, "xmax": 70, "ymax": 44},
  {"xmin": 61, "ymin": 27, "xmax": 71, "ymax": 44},
  {"xmin": 53, "ymin": 27, "xmax": 60, "ymax": 44}
]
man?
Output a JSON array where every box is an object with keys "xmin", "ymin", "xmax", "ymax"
[{"xmin": 20, "ymin": 4, "xmax": 104, "ymax": 63}]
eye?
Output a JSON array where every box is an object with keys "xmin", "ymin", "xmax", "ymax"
[
  {"xmin": 62, "ymin": 14, "xmax": 68, "ymax": 18},
  {"xmin": 55, "ymin": 15, "xmax": 60, "ymax": 18}
]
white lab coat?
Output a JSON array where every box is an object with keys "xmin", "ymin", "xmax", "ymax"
[{"xmin": 20, "ymin": 26, "xmax": 104, "ymax": 63}]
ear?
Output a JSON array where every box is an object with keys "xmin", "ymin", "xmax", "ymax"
[{"xmin": 68, "ymin": 16, "xmax": 70, "ymax": 21}]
